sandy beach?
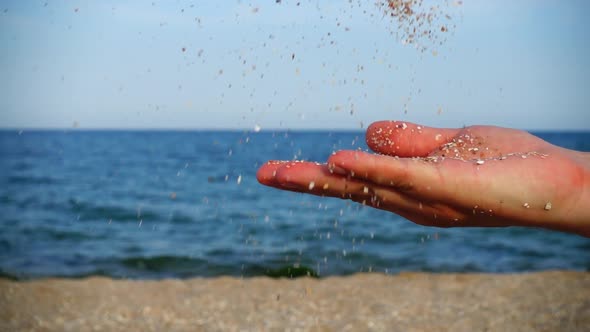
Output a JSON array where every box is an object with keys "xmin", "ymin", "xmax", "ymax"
[{"xmin": 1, "ymin": 271, "xmax": 589, "ymax": 331}]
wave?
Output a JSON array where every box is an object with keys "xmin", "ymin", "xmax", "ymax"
[
  {"xmin": 120, "ymin": 255, "xmax": 208, "ymax": 272},
  {"xmin": 20, "ymin": 225, "xmax": 108, "ymax": 242},
  {"xmin": 168, "ymin": 213, "xmax": 194, "ymax": 224},
  {"xmin": 7, "ymin": 175, "xmax": 58, "ymax": 185},
  {"xmin": 0, "ymin": 268, "xmax": 113, "ymax": 281},
  {"xmin": 118, "ymin": 255, "xmax": 323, "ymax": 279},
  {"xmin": 69, "ymin": 199, "xmax": 161, "ymax": 222}
]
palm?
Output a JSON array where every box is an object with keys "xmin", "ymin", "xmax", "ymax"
[{"xmin": 258, "ymin": 121, "xmax": 590, "ymax": 236}]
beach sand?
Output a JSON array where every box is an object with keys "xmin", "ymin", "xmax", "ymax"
[{"xmin": 1, "ymin": 271, "xmax": 589, "ymax": 331}]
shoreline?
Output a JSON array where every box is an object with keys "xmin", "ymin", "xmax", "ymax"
[{"xmin": 2, "ymin": 271, "xmax": 589, "ymax": 331}]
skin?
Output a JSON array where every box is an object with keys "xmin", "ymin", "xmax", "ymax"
[{"xmin": 257, "ymin": 121, "xmax": 590, "ymax": 237}]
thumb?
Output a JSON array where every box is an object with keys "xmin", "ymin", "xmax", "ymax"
[{"xmin": 366, "ymin": 121, "xmax": 459, "ymax": 157}]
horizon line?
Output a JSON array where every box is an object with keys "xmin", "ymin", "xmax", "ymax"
[{"xmin": 0, "ymin": 127, "xmax": 589, "ymax": 133}]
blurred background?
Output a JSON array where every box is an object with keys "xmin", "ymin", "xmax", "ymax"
[{"xmin": 0, "ymin": 0, "xmax": 589, "ymax": 279}]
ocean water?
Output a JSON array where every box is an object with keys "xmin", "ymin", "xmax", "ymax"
[{"xmin": 0, "ymin": 129, "xmax": 589, "ymax": 279}]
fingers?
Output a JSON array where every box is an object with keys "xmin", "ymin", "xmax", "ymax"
[
  {"xmin": 256, "ymin": 159, "xmax": 470, "ymax": 227},
  {"xmin": 326, "ymin": 149, "xmax": 552, "ymax": 221},
  {"xmin": 276, "ymin": 161, "xmax": 369, "ymax": 197},
  {"xmin": 257, "ymin": 160, "xmax": 372, "ymax": 196},
  {"xmin": 326, "ymin": 150, "xmax": 488, "ymax": 211},
  {"xmin": 366, "ymin": 121, "xmax": 459, "ymax": 157},
  {"xmin": 257, "ymin": 160, "xmax": 431, "ymax": 216},
  {"xmin": 257, "ymin": 154, "xmax": 459, "ymax": 207},
  {"xmin": 256, "ymin": 160, "xmax": 288, "ymax": 189},
  {"xmin": 327, "ymin": 150, "xmax": 446, "ymax": 194}
]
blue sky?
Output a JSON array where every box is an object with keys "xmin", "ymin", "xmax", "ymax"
[{"xmin": 0, "ymin": 0, "xmax": 588, "ymax": 130}]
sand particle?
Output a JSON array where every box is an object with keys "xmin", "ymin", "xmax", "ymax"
[
  {"xmin": 544, "ymin": 202, "xmax": 552, "ymax": 211},
  {"xmin": 378, "ymin": 0, "xmax": 461, "ymax": 52},
  {"xmin": 308, "ymin": 181, "xmax": 315, "ymax": 190}
]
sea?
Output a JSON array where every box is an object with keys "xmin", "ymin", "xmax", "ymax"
[{"xmin": 1, "ymin": 129, "xmax": 589, "ymax": 279}]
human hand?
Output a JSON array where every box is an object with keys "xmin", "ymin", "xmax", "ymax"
[{"xmin": 257, "ymin": 121, "xmax": 590, "ymax": 237}]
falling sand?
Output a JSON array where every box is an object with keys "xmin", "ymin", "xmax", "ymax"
[{"xmin": 377, "ymin": 0, "xmax": 462, "ymax": 52}]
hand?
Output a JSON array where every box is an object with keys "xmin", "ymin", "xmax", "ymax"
[{"xmin": 257, "ymin": 121, "xmax": 590, "ymax": 237}]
